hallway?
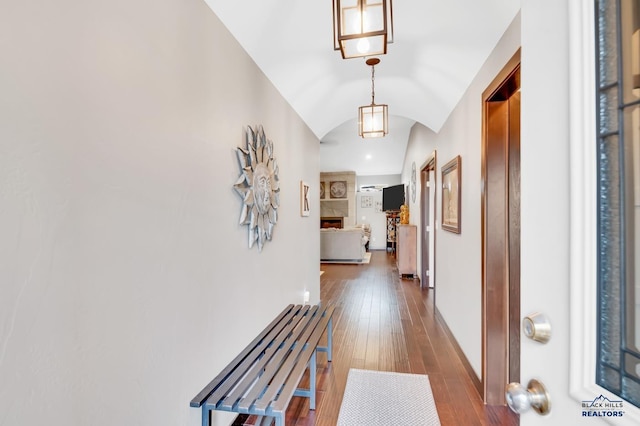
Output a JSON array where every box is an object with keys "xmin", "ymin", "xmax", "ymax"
[{"xmin": 279, "ymin": 250, "xmax": 519, "ymax": 425}]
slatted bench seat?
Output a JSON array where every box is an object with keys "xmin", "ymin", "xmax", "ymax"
[{"xmin": 190, "ymin": 304, "xmax": 334, "ymax": 426}]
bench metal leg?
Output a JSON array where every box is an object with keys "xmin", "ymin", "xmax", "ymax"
[
  {"xmin": 315, "ymin": 316, "xmax": 333, "ymax": 362},
  {"xmin": 309, "ymin": 350, "xmax": 317, "ymax": 410},
  {"xmin": 327, "ymin": 316, "xmax": 333, "ymax": 362},
  {"xmin": 276, "ymin": 413, "xmax": 284, "ymax": 426},
  {"xmin": 202, "ymin": 407, "xmax": 210, "ymax": 426}
]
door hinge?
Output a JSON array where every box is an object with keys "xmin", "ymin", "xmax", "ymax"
[{"xmin": 425, "ymin": 270, "xmax": 430, "ymax": 276}]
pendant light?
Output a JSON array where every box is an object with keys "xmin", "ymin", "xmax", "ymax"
[
  {"xmin": 358, "ymin": 57, "xmax": 388, "ymax": 138},
  {"xmin": 333, "ymin": 0, "xmax": 394, "ymax": 59}
]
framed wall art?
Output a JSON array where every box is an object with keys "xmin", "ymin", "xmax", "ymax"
[
  {"xmin": 300, "ymin": 181, "xmax": 310, "ymax": 217},
  {"xmin": 441, "ymin": 155, "xmax": 461, "ymax": 233},
  {"xmin": 320, "ymin": 182, "xmax": 325, "ymax": 199},
  {"xmin": 329, "ymin": 181, "xmax": 347, "ymax": 199},
  {"xmin": 361, "ymin": 195, "xmax": 373, "ymax": 208}
]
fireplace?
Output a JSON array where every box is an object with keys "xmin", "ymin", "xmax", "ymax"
[{"xmin": 320, "ymin": 217, "xmax": 344, "ymax": 229}]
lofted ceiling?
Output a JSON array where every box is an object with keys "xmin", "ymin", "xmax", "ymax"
[{"xmin": 203, "ymin": 0, "xmax": 520, "ymax": 176}]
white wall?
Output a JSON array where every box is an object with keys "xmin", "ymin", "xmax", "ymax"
[
  {"xmin": 0, "ymin": 1, "xmax": 319, "ymax": 426},
  {"xmin": 401, "ymin": 14, "xmax": 521, "ymax": 378},
  {"xmin": 355, "ymin": 191, "xmax": 385, "ymax": 250}
]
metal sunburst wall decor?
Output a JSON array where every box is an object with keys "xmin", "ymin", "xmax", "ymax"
[{"xmin": 233, "ymin": 125, "xmax": 280, "ymax": 251}]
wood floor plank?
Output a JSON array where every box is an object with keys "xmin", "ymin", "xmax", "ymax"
[{"xmin": 269, "ymin": 251, "xmax": 518, "ymax": 426}]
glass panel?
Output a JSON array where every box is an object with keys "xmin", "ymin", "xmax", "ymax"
[
  {"xmin": 598, "ymin": 0, "xmax": 619, "ymax": 86},
  {"xmin": 622, "ymin": 376, "xmax": 640, "ymax": 406},
  {"xmin": 625, "ymin": 352, "xmax": 640, "ymax": 379},
  {"xmin": 341, "ymin": 35, "xmax": 385, "ymax": 58},
  {"xmin": 596, "ymin": 0, "xmax": 640, "ymax": 407},
  {"xmin": 626, "ymin": 104, "xmax": 640, "ymax": 352},
  {"xmin": 601, "ymin": 365, "xmax": 622, "ymax": 393},
  {"xmin": 341, "ymin": 6, "xmax": 361, "ymax": 36},
  {"xmin": 363, "ymin": 1, "xmax": 384, "ymax": 32},
  {"xmin": 599, "ymin": 134, "xmax": 622, "ymax": 368},
  {"xmin": 600, "ymin": 87, "xmax": 620, "ymax": 134}
]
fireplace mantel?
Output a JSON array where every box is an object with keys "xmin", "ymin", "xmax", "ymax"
[{"xmin": 320, "ymin": 199, "xmax": 349, "ymax": 218}]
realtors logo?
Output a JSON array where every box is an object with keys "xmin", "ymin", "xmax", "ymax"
[{"xmin": 582, "ymin": 395, "xmax": 625, "ymax": 418}]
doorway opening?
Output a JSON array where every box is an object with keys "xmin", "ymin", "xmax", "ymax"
[
  {"xmin": 482, "ymin": 50, "xmax": 521, "ymax": 405},
  {"xmin": 420, "ymin": 152, "xmax": 437, "ymax": 292}
]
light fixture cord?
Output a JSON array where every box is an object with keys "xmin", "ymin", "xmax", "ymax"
[{"xmin": 370, "ymin": 64, "xmax": 376, "ymax": 105}]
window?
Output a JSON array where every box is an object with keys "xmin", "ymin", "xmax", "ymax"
[{"xmin": 595, "ymin": 0, "xmax": 640, "ymax": 406}]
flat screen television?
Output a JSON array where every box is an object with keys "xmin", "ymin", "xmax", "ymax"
[{"xmin": 382, "ymin": 184, "xmax": 405, "ymax": 211}]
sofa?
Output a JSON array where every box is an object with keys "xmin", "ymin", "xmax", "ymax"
[
  {"xmin": 353, "ymin": 223, "xmax": 371, "ymax": 250},
  {"xmin": 320, "ymin": 227, "xmax": 369, "ymax": 261}
]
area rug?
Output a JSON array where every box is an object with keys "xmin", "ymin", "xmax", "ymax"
[
  {"xmin": 321, "ymin": 252, "xmax": 371, "ymax": 265},
  {"xmin": 337, "ymin": 369, "xmax": 441, "ymax": 426}
]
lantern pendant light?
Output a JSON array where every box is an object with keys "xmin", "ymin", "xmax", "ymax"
[
  {"xmin": 358, "ymin": 57, "xmax": 388, "ymax": 138},
  {"xmin": 333, "ymin": 0, "xmax": 394, "ymax": 59}
]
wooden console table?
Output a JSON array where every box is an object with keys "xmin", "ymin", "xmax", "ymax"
[{"xmin": 396, "ymin": 224, "xmax": 417, "ymax": 278}]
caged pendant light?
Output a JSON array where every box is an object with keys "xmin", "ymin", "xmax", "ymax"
[
  {"xmin": 332, "ymin": 0, "xmax": 394, "ymax": 59},
  {"xmin": 358, "ymin": 57, "xmax": 388, "ymax": 138}
]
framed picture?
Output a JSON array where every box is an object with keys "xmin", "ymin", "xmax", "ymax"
[
  {"xmin": 300, "ymin": 181, "xmax": 310, "ymax": 217},
  {"xmin": 330, "ymin": 181, "xmax": 347, "ymax": 199},
  {"xmin": 441, "ymin": 155, "xmax": 461, "ymax": 233},
  {"xmin": 320, "ymin": 182, "xmax": 325, "ymax": 199},
  {"xmin": 375, "ymin": 200, "xmax": 382, "ymax": 212},
  {"xmin": 361, "ymin": 195, "xmax": 373, "ymax": 208}
]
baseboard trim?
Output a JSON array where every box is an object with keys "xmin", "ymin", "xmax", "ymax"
[{"xmin": 434, "ymin": 306, "xmax": 483, "ymax": 398}]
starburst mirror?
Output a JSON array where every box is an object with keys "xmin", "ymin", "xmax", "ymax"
[{"xmin": 233, "ymin": 125, "xmax": 280, "ymax": 251}]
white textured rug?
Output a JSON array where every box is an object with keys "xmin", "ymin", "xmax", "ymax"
[{"xmin": 337, "ymin": 369, "xmax": 441, "ymax": 426}]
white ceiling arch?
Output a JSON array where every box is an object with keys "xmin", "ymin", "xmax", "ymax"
[{"xmin": 204, "ymin": 0, "xmax": 520, "ymax": 175}]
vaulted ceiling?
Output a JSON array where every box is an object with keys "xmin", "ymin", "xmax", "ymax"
[{"xmin": 203, "ymin": 0, "xmax": 520, "ymax": 176}]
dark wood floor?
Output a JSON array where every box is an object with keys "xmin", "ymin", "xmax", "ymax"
[{"xmin": 245, "ymin": 250, "xmax": 519, "ymax": 425}]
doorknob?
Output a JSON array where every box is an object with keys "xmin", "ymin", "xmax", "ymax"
[
  {"xmin": 522, "ymin": 312, "xmax": 551, "ymax": 343},
  {"xmin": 505, "ymin": 379, "xmax": 551, "ymax": 415}
]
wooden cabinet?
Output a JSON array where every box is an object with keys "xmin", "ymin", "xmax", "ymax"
[{"xmin": 396, "ymin": 225, "xmax": 417, "ymax": 278}]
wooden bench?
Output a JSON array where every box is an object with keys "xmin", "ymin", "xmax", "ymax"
[{"xmin": 190, "ymin": 304, "xmax": 334, "ymax": 426}]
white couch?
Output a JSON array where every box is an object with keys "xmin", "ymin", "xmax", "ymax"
[{"xmin": 320, "ymin": 228, "xmax": 368, "ymax": 261}]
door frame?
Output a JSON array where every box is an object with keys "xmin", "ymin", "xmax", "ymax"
[
  {"xmin": 481, "ymin": 49, "xmax": 521, "ymax": 405},
  {"xmin": 420, "ymin": 151, "xmax": 437, "ymax": 292}
]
